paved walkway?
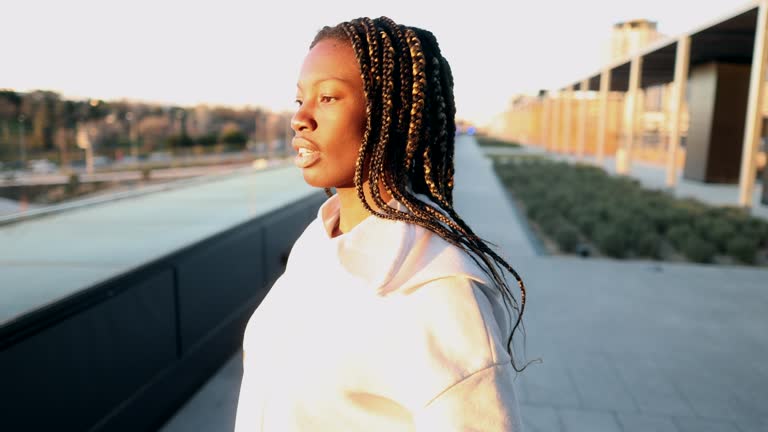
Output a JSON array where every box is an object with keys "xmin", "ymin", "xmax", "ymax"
[{"xmin": 160, "ymin": 138, "xmax": 768, "ymax": 432}]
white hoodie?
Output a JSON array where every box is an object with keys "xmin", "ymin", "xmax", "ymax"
[{"xmin": 234, "ymin": 193, "xmax": 523, "ymax": 431}]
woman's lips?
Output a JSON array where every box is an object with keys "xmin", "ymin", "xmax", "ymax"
[
  {"xmin": 294, "ymin": 147, "xmax": 321, "ymax": 168},
  {"xmin": 292, "ymin": 137, "xmax": 320, "ymax": 169}
]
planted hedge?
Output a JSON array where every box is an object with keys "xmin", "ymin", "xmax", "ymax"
[
  {"xmin": 493, "ymin": 156, "xmax": 768, "ymax": 265},
  {"xmin": 475, "ymin": 135, "xmax": 522, "ymax": 148}
]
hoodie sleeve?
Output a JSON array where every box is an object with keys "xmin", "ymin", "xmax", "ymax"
[{"xmin": 412, "ymin": 362, "xmax": 523, "ymax": 431}]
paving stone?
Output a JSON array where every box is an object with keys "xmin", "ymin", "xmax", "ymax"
[
  {"xmin": 612, "ymin": 359, "xmax": 695, "ymax": 417},
  {"xmin": 567, "ymin": 360, "xmax": 638, "ymax": 413},
  {"xmin": 516, "ymin": 363, "xmax": 581, "ymax": 408},
  {"xmin": 520, "ymin": 404, "xmax": 561, "ymax": 432},
  {"xmin": 734, "ymin": 416, "xmax": 768, "ymax": 432},
  {"xmin": 616, "ymin": 413, "xmax": 680, "ymax": 432},
  {"xmin": 673, "ymin": 416, "xmax": 742, "ymax": 432},
  {"xmin": 559, "ymin": 408, "xmax": 622, "ymax": 432}
]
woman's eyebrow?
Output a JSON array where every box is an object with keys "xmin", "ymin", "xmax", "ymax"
[{"xmin": 296, "ymin": 77, "xmax": 352, "ymax": 90}]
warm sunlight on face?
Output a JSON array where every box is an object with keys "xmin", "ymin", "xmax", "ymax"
[{"xmin": 291, "ymin": 39, "xmax": 367, "ymax": 189}]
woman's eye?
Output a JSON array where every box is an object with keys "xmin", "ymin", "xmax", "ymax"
[
  {"xmin": 294, "ymin": 99, "xmax": 303, "ymax": 106},
  {"xmin": 320, "ymin": 95, "xmax": 336, "ymax": 103}
]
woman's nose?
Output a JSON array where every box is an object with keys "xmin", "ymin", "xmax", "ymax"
[{"xmin": 291, "ymin": 107, "xmax": 315, "ymax": 132}]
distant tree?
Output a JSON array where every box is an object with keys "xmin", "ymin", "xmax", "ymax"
[
  {"xmin": 220, "ymin": 121, "xmax": 247, "ymax": 148},
  {"xmin": 0, "ymin": 90, "xmax": 21, "ymax": 120},
  {"xmin": 165, "ymin": 133, "xmax": 194, "ymax": 149},
  {"xmin": 0, "ymin": 90, "xmax": 21, "ymax": 153},
  {"xmin": 196, "ymin": 133, "xmax": 217, "ymax": 147},
  {"xmin": 32, "ymin": 102, "xmax": 54, "ymax": 151},
  {"xmin": 221, "ymin": 129, "xmax": 247, "ymax": 147},
  {"xmin": 87, "ymin": 99, "xmax": 109, "ymax": 120}
]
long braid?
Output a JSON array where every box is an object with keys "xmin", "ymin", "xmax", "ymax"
[
  {"xmin": 360, "ymin": 18, "xmax": 398, "ymax": 218},
  {"xmin": 429, "ymin": 57, "xmax": 451, "ymax": 203},
  {"xmin": 361, "ymin": 18, "xmax": 381, "ymax": 94},
  {"xmin": 439, "ymin": 48, "xmax": 457, "ymax": 203},
  {"xmin": 343, "ymin": 20, "xmax": 432, "ymax": 229},
  {"xmin": 311, "ymin": 18, "xmax": 534, "ymax": 373},
  {"xmin": 349, "ymin": 20, "xmax": 418, "ymax": 224},
  {"xmin": 415, "ymin": 30, "xmax": 452, "ymax": 206},
  {"xmin": 368, "ymin": 30, "xmax": 400, "ymax": 216},
  {"xmin": 403, "ymin": 28, "xmax": 427, "ymax": 174},
  {"xmin": 386, "ymin": 27, "xmax": 467, "ymax": 230},
  {"xmin": 339, "ymin": 22, "xmax": 380, "ymax": 220},
  {"xmin": 365, "ymin": 26, "xmax": 460, "ymax": 235},
  {"xmin": 376, "ymin": 17, "xmax": 411, "ymax": 135}
]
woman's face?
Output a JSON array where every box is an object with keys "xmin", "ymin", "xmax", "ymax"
[{"xmin": 291, "ymin": 38, "xmax": 367, "ymax": 189}]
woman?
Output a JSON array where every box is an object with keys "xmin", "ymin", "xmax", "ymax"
[{"xmin": 235, "ymin": 16, "xmax": 532, "ymax": 431}]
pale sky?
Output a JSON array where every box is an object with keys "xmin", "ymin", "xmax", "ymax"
[{"xmin": 2, "ymin": 0, "xmax": 749, "ymax": 125}]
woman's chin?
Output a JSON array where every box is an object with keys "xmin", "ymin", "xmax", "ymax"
[
  {"xmin": 301, "ymin": 169, "xmax": 353, "ymax": 190},
  {"xmin": 301, "ymin": 169, "xmax": 334, "ymax": 189}
]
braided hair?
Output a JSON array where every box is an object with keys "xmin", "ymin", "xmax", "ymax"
[{"xmin": 311, "ymin": 17, "xmax": 534, "ymax": 373}]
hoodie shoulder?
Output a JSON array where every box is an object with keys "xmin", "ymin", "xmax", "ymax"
[{"xmin": 378, "ymin": 222, "xmax": 492, "ymax": 295}]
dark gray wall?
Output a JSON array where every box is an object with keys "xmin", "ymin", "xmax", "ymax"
[{"xmin": 0, "ymin": 192, "xmax": 326, "ymax": 432}]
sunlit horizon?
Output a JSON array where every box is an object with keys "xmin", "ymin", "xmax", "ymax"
[{"xmin": 3, "ymin": 0, "xmax": 748, "ymax": 125}]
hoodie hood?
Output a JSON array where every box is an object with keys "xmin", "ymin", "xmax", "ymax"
[{"xmin": 315, "ymin": 193, "xmax": 490, "ymax": 296}]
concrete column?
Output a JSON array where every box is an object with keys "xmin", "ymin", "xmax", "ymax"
[
  {"xmin": 618, "ymin": 56, "xmax": 643, "ymax": 174},
  {"xmin": 525, "ymin": 101, "xmax": 533, "ymax": 144},
  {"xmin": 563, "ymin": 85, "xmax": 574, "ymax": 154},
  {"xmin": 597, "ymin": 68, "xmax": 611, "ymax": 164},
  {"xmin": 666, "ymin": 36, "xmax": 690, "ymax": 188},
  {"xmin": 541, "ymin": 95, "xmax": 551, "ymax": 149},
  {"xmin": 551, "ymin": 90, "xmax": 561, "ymax": 152},
  {"xmin": 739, "ymin": 0, "xmax": 768, "ymax": 207},
  {"xmin": 509, "ymin": 107, "xmax": 517, "ymax": 141},
  {"xmin": 577, "ymin": 79, "xmax": 589, "ymax": 160}
]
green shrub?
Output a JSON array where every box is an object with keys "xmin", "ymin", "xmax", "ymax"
[
  {"xmin": 726, "ymin": 236, "xmax": 759, "ymax": 264},
  {"xmin": 681, "ymin": 236, "xmax": 717, "ymax": 263},
  {"xmin": 491, "ymin": 154, "xmax": 767, "ymax": 266},
  {"xmin": 695, "ymin": 216, "xmax": 736, "ymax": 252},
  {"xmin": 526, "ymin": 201, "xmax": 548, "ymax": 220},
  {"xmin": 633, "ymin": 231, "xmax": 662, "ymax": 259},
  {"xmin": 553, "ymin": 224, "xmax": 580, "ymax": 253},
  {"xmin": 744, "ymin": 219, "xmax": 768, "ymax": 247},
  {"xmin": 593, "ymin": 225, "xmax": 629, "ymax": 258},
  {"xmin": 666, "ymin": 225, "xmax": 694, "ymax": 250},
  {"xmin": 653, "ymin": 207, "xmax": 687, "ymax": 235},
  {"xmin": 705, "ymin": 205, "xmax": 748, "ymax": 221},
  {"xmin": 536, "ymin": 214, "xmax": 561, "ymax": 234},
  {"xmin": 476, "ymin": 136, "xmax": 521, "ymax": 147},
  {"xmin": 571, "ymin": 207, "xmax": 599, "ymax": 237}
]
